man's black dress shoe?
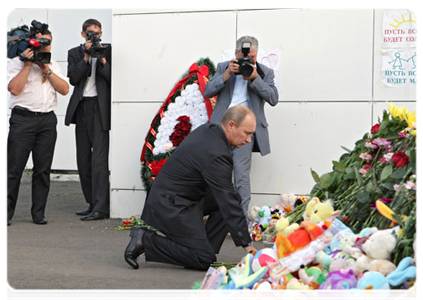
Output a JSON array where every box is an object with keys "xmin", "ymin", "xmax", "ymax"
[
  {"xmin": 80, "ymin": 211, "xmax": 109, "ymax": 221},
  {"xmin": 33, "ymin": 218, "xmax": 48, "ymax": 225},
  {"xmin": 124, "ymin": 227, "xmax": 146, "ymax": 269},
  {"xmin": 75, "ymin": 206, "xmax": 93, "ymax": 216}
]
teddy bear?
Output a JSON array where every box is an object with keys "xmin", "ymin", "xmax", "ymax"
[
  {"xmin": 280, "ymin": 193, "xmax": 296, "ymax": 212},
  {"xmin": 248, "ymin": 206, "xmax": 261, "ymax": 222},
  {"xmin": 341, "ymin": 230, "xmax": 397, "ymax": 276},
  {"xmin": 302, "ymin": 197, "xmax": 339, "ymax": 224},
  {"xmin": 275, "ymin": 217, "xmax": 299, "ymax": 236}
]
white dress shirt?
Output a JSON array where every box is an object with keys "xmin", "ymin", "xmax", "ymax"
[
  {"xmin": 229, "ymin": 75, "xmax": 249, "ymax": 108},
  {"xmin": 83, "ymin": 57, "xmax": 98, "ymax": 97},
  {"xmin": 7, "ymin": 57, "xmax": 68, "ymax": 113}
]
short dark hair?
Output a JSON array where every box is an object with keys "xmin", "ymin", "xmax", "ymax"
[
  {"xmin": 220, "ymin": 105, "xmax": 255, "ymax": 127},
  {"xmin": 82, "ymin": 19, "xmax": 102, "ymax": 32}
]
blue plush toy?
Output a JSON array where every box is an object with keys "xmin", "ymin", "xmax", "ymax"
[
  {"xmin": 224, "ymin": 253, "xmax": 268, "ymax": 289},
  {"xmin": 356, "ymin": 271, "xmax": 390, "ymax": 289},
  {"xmin": 386, "ymin": 257, "xmax": 416, "ymax": 287}
]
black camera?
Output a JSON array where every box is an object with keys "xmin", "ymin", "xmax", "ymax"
[
  {"xmin": 7, "ymin": 20, "xmax": 51, "ymax": 64},
  {"xmin": 83, "ymin": 30, "xmax": 107, "ymax": 58},
  {"xmin": 235, "ymin": 40, "xmax": 254, "ymax": 77}
]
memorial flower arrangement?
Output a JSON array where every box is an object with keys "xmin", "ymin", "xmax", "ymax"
[
  {"xmin": 140, "ymin": 58, "xmax": 216, "ymax": 190},
  {"xmin": 288, "ymin": 103, "xmax": 416, "ymax": 264}
]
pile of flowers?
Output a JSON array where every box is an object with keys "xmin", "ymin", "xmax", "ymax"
[
  {"xmin": 288, "ymin": 103, "xmax": 416, "ymax": 265},
  {"xmin": 196, "ymin": 103, "xmax": 416, "ymax": 291}
]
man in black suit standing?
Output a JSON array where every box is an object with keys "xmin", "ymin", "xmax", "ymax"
[
  {"xmin": 124, "ymin": 105, "xmax": 257, "ymax": 270},
  {"xmin": 65, "ymin": 19, "xmax": 111, "ymax": 221}
]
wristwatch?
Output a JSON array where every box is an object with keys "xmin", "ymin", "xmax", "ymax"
[{"xmin": 44, "ymin": 70, "xmax": 53, "ymax": 77}]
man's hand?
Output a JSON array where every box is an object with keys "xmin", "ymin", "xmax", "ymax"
[
  {"xmin": 19, "ymin": 48, "xmax": 34, "ymax": 65},
  {"xmin": 223, "ymin": 58, "xmax": 239, "ymax": 82},
  {"xmin": 242, "ymin": 64, "xmax": 258, "ymax": 81},
  {"xmin": 243, "ymin": 245, "xmax": 257, "ymax": 255},
  {"xmin": 83, "ymin": 40, "xmax": 92, "ymax": 62}
]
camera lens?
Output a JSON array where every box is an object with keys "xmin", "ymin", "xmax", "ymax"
[
  {"xmin": 35, "ymin": 51, "xmax": 51, "ymax": 64},
  {"xmin": 240, "ymin": 63, "xmax": 253, "ymax": 77}
]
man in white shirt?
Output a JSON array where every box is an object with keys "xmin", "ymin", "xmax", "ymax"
[
  {"xmin": 65, "ymin": 19, "xmax": 112, "ymax": 221},
  {"xmin": 7, "ymin": 29, "xmax": 69, "ymax": 226}
]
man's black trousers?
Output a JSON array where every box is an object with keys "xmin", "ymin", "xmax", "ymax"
[
  {"xmin": 75, "ymin": 97, "xmax": 110, "ymax": 215},
  {"xmin": 7, "ymin": 107, "xmax": 57, "ymax": 221}
]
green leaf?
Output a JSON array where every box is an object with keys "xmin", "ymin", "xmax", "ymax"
[
  {"xmin": 340, "ymin": 146, "xmax": 352, "ymax": 154},
  {"xmin": 357, "ymin": 191, "xmax": 370, "ymax": 203},
  {"xmin": 391, "ymin": 168, "xmax": 407, "ymax": 179},
  {"xmin": 380, "ymin": 165, "xmax": 393, "ymax": 181},
  {"xmin": 311, "ymin": 169, "xmax": 320, "ymax": 183},
  {"xmin": 332, "ymin": 160, "xmax": 346, "ymax": 173},
  {"xmin": 354, "ymin": 167, "xmax": 363, "ymax": 186},
  {"xmin": 366, "ymin": 181, "xmax": 375, "ymax": 193},
  {"xmin": 320, "ymin": 173, "xmax": 334, "ymax": 189}
]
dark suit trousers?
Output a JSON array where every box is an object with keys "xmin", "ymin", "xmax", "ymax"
[
  {"xmin": 143, "ymin": 192, "xmax": 228, "ymax": 270},
  {"xmin": 7, "ymin": 108, "xmax": 57, "ymax": 221},
  {"xmin": 75, "ymin": 97, "xmax": 110, "ymax": 214}
]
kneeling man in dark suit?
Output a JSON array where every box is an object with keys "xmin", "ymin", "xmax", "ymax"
[{"xmin": 124, "ymin": 105, "xmax": 257, "ymax": 270}]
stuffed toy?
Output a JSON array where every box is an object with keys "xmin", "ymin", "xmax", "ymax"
[
  {"xmin": 303, "ymin": 197, "xmax": 339, "ymax": 224},
  {"xmin": 248, "ymin": 206, "xmax": 261, "ymax": 222},
  {"xmin": 386, "ymin": 257, "xmax": 416, "ymax": 287},
  {"xmin": 282, "ymin": 278, "xmax": 319, "ymax": 300},
  {"xmin": 224, "ymin": 253, "xmax": 268, "ymax": 289},
  {"xmin": 298, "ymin": 265, "xmax": 327, "ymax": 285},
  {"xmin": 280, "ymin": 193, "xmax": 296, "ymax": 212},
  {"xmin": 275, "ymin": 217, "xmax": 299, "ymax": 236},
  {"xmin": 276, "ymin": 221, "xmax": 324, "ymax": 258},
  {"xmin": 256, "ymin": 206, "xmax": 272, "ymax": 231},
  {"xmin": 412, "ymin": 235, "xmax": 420, "ymax": 267},
  {"xmin": 277, "ymin": 231, "xmax": 333, "ymax": 273},
  {"xmin": 355, "ymin": 271, "xmax": 390, "ymax": 289},
  {"xmin": 319, "ymin": 269, "xmax": 357, "ymax": 289},
  {"xmin": 362, "ymin": 230, "xmax": 397, "ymax": 260}
]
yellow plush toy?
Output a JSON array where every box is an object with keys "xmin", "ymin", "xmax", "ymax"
[
  {"xmin": 275, "ymin": 217, "xmax": 300, "ymax": 236},
  {"xmin": 302, "ymin": 197, "xmax": 338, "ymax": 224}
]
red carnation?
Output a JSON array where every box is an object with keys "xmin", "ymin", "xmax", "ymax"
[
  {"xmin": 170, "ymin": 115, "xmax": 192, "ymax": 147},
  {"xmin": 391, "ymin": 151, "xmax": 409, "ymax": 168},
  {"xmin": 151, "ymin": 158, "xmax": 168, "ymax": 176},
  {"xmin": 371, "ymin": 124, "xmax": 380, "ymax": 134}
]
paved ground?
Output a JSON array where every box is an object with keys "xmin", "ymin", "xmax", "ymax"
[{"xmin": 7, "ymin": 173, "xmax": 249, "ymax": 290}]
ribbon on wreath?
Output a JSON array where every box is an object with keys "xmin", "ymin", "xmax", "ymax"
[{"xmin": 140, "ymin": 62, "xmax": 215, "ymax": 164}]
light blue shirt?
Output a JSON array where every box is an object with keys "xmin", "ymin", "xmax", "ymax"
[{"xmin": 229, "ymin": 75, "xmax": 249, "ymax": 108}]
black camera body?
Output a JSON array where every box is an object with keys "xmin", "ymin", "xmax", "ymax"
[
  {"xmin": 235, "ymin": 41, "xmax": 254, "ymax": 77},
  {"xmin": 7, "ymin": 20, "xmax": 51, "ymax": 64},
  {"xmin": 84, "ymin": 30, "xmax": 107, "ymax": 58}
]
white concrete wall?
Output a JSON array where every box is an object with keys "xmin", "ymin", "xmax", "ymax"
[
  {"xmin": 110, "ymin": 8, "xmax": 416, "ymax": 218},
  {"xmin": 6, "ymin": 9, "xmax": 416, "ymax": 218}
]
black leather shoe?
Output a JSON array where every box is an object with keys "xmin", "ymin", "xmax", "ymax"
[
  {"xmin": 75, "ymin": 206, "xmax": 93, "ymax": 216},
  {"xmin": 124, "ymin": 227, "xmax": 146, "ymax": 269},
  {"xmin": 33, "ymin": 218, "xmax": 48, "ymax": 225},
  {"xmin": 80, "ymin": 211, "xmax": 109, "ymax": 221},
  {"xmin": 7, "ymin": 219, "xmax": 11, "ymax": 226}
]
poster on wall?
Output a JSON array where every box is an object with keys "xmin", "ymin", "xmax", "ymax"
[
  {"xmin": 381, "ymin": 10, "xmax": 417, "ymax": 87},
  {"xmin": 223, "ymin": 48, "xmax": 281, "ymax": 92}
]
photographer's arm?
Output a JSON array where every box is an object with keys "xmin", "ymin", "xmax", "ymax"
[
  {"xmin": 67, "ymin": 49, "xmax": 90, "ymax": 86},
  {"xmin": 8, "ymin": 49, "xmax": 33, "ymax": 96},
  {"xmin": 204, "ymin": 61, "xmax": 237, "ymax": 98},
  {"xmin": 248, "ymin": 68, "xmax": 278, "ymax": 107},
  {"xmin": 39, "ymin": 63, "xmax": 69, "ymax": 96}
]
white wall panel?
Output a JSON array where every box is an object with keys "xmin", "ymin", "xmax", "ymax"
[
  {"xmin": 110, "ymin": 102, "xmax": 162, "ymax": 190},
  {"xmin": 111, "ymin": 189, "xmax": 146, "ymax": 218},
  {"xmin": 237, "ymin": 9, "xmax": 374, "ymax": 101},
  {"xmin": 112, "ymin": 11, "xmax": 237, "ymax": 102},
  {"xmin": 250, "ymin": 102, "xmax": 373, "ymax": 195}
]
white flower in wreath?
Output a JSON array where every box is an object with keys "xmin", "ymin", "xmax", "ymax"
[{"xmin": 152, "ymin": 83, "xmax": 208, "ymax": 155}]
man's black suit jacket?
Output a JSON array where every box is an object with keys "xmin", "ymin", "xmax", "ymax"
[
  {"xmin": 65, "ymin": 45, "xmax": 111, "ymax": 131},
  {"xmin": 141, "ymin": 123, "xmax": 251, "ymax": 249}
]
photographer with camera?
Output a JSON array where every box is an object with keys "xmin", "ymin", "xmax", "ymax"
[
  {"xmin": 7, "ymin": 26, "xmax": 69, "ymax": 226},
  {"xmin": 204, "ymin": 36, "xmax": 279, "ymax": 221},
  {"xmin": 65, "ymin": 19, "xmax": 111, "ymax": 221}
]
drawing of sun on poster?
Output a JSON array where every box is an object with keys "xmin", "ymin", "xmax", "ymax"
[{"xmin": 381, "ymin": 10, "xmax": 416, "ymax": 87}]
